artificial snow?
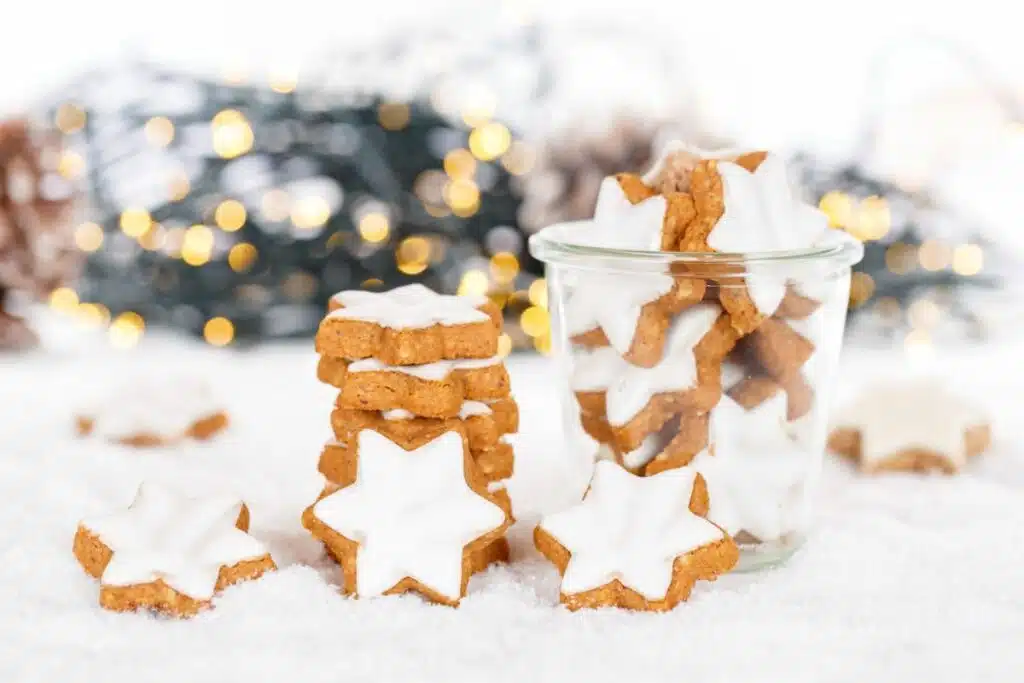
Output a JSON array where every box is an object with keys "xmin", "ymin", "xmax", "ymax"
[{"xmin": 1, "ymin": 323, "xmax": 1023, "ymax": 682}]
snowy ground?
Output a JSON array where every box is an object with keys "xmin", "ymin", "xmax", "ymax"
[{"xmin": 2, "ymin": 318, "xmax": 1023, "ymax": 682}]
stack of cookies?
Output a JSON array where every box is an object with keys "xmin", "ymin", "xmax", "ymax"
[
  {"xmin": 302, "ymin": 284, "xmax": 517, "ymax": 606},
  {"xmin": 533, "ymin": 144, "xmax": 850, "ymax": 611}
]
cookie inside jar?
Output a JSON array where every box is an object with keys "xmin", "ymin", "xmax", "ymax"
[{"xmin": 531, "ymin": 143, "xmax": 863, "ymax": 571}]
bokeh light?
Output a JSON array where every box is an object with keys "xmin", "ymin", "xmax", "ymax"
[
  {"xmin": 211, "ymin": 109, "xmax": 254, "ymax": 158},
  {"xmin": 203, "ymin": 317, "xmax": 235, "ymax": 347}
]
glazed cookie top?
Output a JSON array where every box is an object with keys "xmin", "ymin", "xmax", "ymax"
[
  {"xmin": 382, "ymin": 401, "xmax": 492, "ymax": 421},
  {"xmin": 538, "ymin": 461, "xmax": 727, "ymax": 600},
  {"xmin": 81, "ymin": 376, "xmax": 224, "ymax": 440},
  {"xmin": 81, "ymin": 483, "xmax": 269, "ymax": 600},
  {"xmin": 328, "ymin": 284, "xmax": 490, "ymax": 329},
  {"xmin": 347, "ymin": 355, "xmax": 501, "ymax": 380},
  {"xmin": 312, "ymin": 429, "xmax": 507, "ymax": 601},
  {"xmin": 571, "ymin": 303, "xmax": 721, "ymax": 426}
]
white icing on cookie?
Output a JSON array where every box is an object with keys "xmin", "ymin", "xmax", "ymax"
[
  {"xmin": 709, "ymin": 154, "xmax": 829, "ymax": 315},
  {"xmin": 720, "ymin": 361, "xmax": 747, "ymax": 393},
  {"xmin": 328, "ymin": 284, "xmax": 489, "ymax": 329},
  {"xmin": 692, "ymin": 395, "xmax": 808, "ymax": 541},
  {"xmin": 560, "ymin": 178, "xmax": 674, "ymax": 354},
  {"xmin": 347, "ymin": 355, "xmax": 500, "ymax": 381},
  {"xmin": 538, "ymin": 461, "xmax": 727, "ymax": 600},
  {"xmin": 82, "ymin": 483, "xmax": 269, "ymax": 600},
  {"xmin": 82, "ymin": 376, "xmax": 224, "ymax": 441},
  {"xmin": 380, "ymin": 401, "xmax": 493, "ymax": 422},
  {"xmin": 834, "ymin": 381, "xmax": 986, "ymax": 470},
  {"xmin": 312, "ymin": 430, "xmax": 506, "ymax": 601},
  {"xmin": 486, "ymin": 479, "xmax": 510, "ymax": 493},
  {"xmin": 570, "ymin": 304, "xmax": 721, "ymax": 427}
]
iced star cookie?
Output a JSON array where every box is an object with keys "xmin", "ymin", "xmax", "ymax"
[
  {"xmin": 73, "ymin": 483, "xmax": 275, "ymax": 617},
  {"xmin": 685, "ymin": 153, "xmax": 831, "ymax": 333},
  {"xmin": 302, "ymin": 427, "xmax": 512, "ymax": 606},
  {"xmin": 318, "ymin": 354, "xmax": 510, "ymax": 419},
  {"xmin": 558, "ymin": 177, "xmax": 706, "ymax": 367},
  {"xmin": 75, "ymin": 377, "xmax": 229, "ymax": 447},
  {"xmin": 828, "ymin": 382, "xmax": 991, "ymax": 474},
  {"xmin": 534, "ymin": 461, "xmax": 738, "ymax": 611},
  {"xmin": 572, "ymin": 303, "xmax": 737, "ymax": 454},
  {"xmin": 316, "ymin": 284, "xmax": 501, "ymax": 365}
]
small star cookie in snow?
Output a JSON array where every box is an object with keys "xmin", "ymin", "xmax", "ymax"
[
  {"xmin": 75, "ymin": 377, "xmax": 229, "ymax": 447},
  {"xmin": 73, "ymin": 483, "xmax": 275, "ymax": 617},
  {"xmin": 828, "ymin": 381, "xmax": 991, "ymax": 474},
  {"xmin": 535, "ymin": 460, "xmax": 738, "ymax": 611}
]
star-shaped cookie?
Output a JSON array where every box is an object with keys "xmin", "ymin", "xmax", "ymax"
[
  {"xmin": 73, "ymin": 483, "xmax": 276, "ymax": 616},
  {"xmin": 304, "ymin": 429, "xmax": 510, "ymax": 605},
  {"xmin": 828, "ymin": 381, "xmax": 991, "ymax": 474},
  {"xmin": 535, "ymin": 461, "xmax": 738, "ymax": 611}
]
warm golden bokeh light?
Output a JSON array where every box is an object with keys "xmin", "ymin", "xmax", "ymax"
[
  {"xmin": 468, "ymin": 122, "xmax": 511, "ymax": 161},
  {"xmin": 396, "ymin": 236, "xmax": 430, "ymax": 275},
  {"xmin": 291, "ymin": 196, "xmax": 331, "ymax": 229},
  {"xmin": 520, "ymin": 306, "xmax": 550, "ymax": 337},
  {"xmin": 261, "ymin": 189, "xmax": 290, "ymax": 221},
  {"xmin": 497, "ymin": 333, "xmax": 513, "ymax": 358},
  {"xmin": 489, "ymin": 251, "xmax": 520, "ymax": 284},
  {"xmin": 76, "ymin": 303, "xmax": 111, "ymax": 326},
  {"xmin": 500, "ymin": 140, "xmax": 536, "ymax": 176},
  {"xmin": 458, "ymin": 269, "xmax": 489, "ymax": 297},
  {"xmin": 214, "ymin": 200, "xmax": 247, "ymax": 232},
  {"xmin": 169, "ymin": 173, "xmax": 191, "ymax": 202},
  {"xmin": 74, "ymin": 222, "xmax": 104, "ymax": 252},
  {"xmin": 49, "ymin": 287, "xmax": 79, "ymax": 312},
  {"xmin": 848, "ymin": 272, "xmax": 875, "ymax": 307},
  {"xmin": 145, "ymin": 117, "xmax": 175, "ymax": 147},
  {"xmin": 58, "ymin": 150, "xmax": 85, "ymax": 179},
  {"xmin": 359, "ymin": 213, "xmax": 390, "ymax": 243},
  {"xmin": 885, "ymin": 243, "xmax": 917, "ymax": 274},
  {"xmin": 109, "ymin": 312, "xmax": 145, "ymax": 349},
  {"xmin": 55, "ymin": 102, "xmax": 86, "ymax": 133},
  {"xmin": 119, "ymin": 209, "xmax": 152, "ymax": 238},
  {"xmin": 211, "ymin": 109, "xmax": 254, "ymax": 158},
  {"xmin": 228, "ymin": 243, "xmax": 258, "ymax": 272},
  {"xmin": 856, "ymin": 196, "xmax": 890, "ymax": 241},
  {"xmin": 528, "ymin": 278, "xmax": 548, "ymax": 309},
  {"xmin": 378, "ymin": 102, "xmax": 411, "ymax": 131},
  {"xmin": 203, "ymin": 317, "xmax": 235, "ymax": 347},
  {"xmin": 443, "ymin": 179, "xmax": 480, "ymax": 217},
  {"xmin": 952, "ymin": 244, "xmax": 983, "ymax": 276},
  {"xmin": 444, "ymin": 149, "xmax": 477, "ymax": 179},
  {"xmin": 182, "ymin": 224, "xmax": 215, "ymax": 266},
  {"xmin": 818, "ymin": 191, "xmax": 853, "ymax": 228},
  {"xmin": 918, "ymin": 239, "xmax": 951, "ymax": 271},
  {"xmin": 137, "ymin": 224, "xmax": 165, "ymax": 251}
]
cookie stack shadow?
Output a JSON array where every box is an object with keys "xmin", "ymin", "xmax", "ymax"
[{"xmin": 301, "ymin": 286, "xmax": 519, "ymax": 603}]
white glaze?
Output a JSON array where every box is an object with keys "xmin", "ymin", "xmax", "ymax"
[
  {"xmin": 347, "ymin": 355, "xmax": 501, "ymax": 381},
  {"xmin": 81, "ymin": 376, "xmax": 224, "ymax": 441},
  {"xmin": 328, "ymin": 284, "xmax": 489, "ymax": 329}
]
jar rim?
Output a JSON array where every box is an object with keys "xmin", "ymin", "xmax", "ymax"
[{"xmin": 528, "ymin": 221, "xmax": 864, "ymax": 275}]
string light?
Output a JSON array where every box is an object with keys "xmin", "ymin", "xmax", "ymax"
[
  {"xmin": 211, "ymin": 109, "xmax": 254, "ymax": 159},
  {"xmin": 119, "ymin": 209, "xmax": 152, "ymax": 238},
  {"xmin": 74, "ymin": 222, "xmax": 104, "ymax": 252},
  {"xmin": 533, "ymin": 333, "xmax": 552, "ymax": 355},
  {"xmin": 76, "ymin": 303, "xmax": 110, "ymax": 326},
  {"xmin": 163, "ymin": 227, "xmax": 185, "ymax": 258},
  {"xmin": 443, "ymin": 179, "xmax": 480, "ymax": 217},
  {"xmin": 169, "ymin": 172, "xmax": 191, "ymax": 201},
  {"xmin": 58, "ymin": 151, "xmax": 85, "ymax": 179},
  {"xmin": 489, "ymin": 251, "xmax": 519, "ymax": 284},
  {"xmin": 181, "ymin": 224, "xmax": 215, "ymax": 266},
  {"xmin": 458, "ymin": 270, "xmax": 489, "ymax": 297},
  {"xmin": 443, "ymin": 149, "xmax": 476, "ymax": 179},
  {"xmin": 500, "ymin": 141, "xmax": 535, "ymax": 176},
  {"xmin": 48, "ymin": 287, "xmax": 79, "ymax": 312},
  {"xmin": 856, "ymin": 196, "xmax": 890, "ymax": 241},
  {"xmin": 144, "ymin": 117, "xmax": 175, "ymax": 147},
  {"xmin": 109, "ymin": 312, "xmax": 145, "ymax": 349},
  {"xmin": 228, "ymin": 243, "xmax": 258, "ymax": 272},
  {"xmin": 358, "ymin": 213, "xmax": 390, "ymax": 243},
  {"xmin": 848, "ymin": 272, "xmax": 875, "ymax": 307},
  {"xmin": 952, "ymin": 244, "xmax": 983, "ymax": 276},
  {"xmin": 137, "ymin": 224, "xmax": 165, "ymax": 251},
  {"xmin": 818, "ymin": 191, "xmax": 853, "ymax": 228},
  {"xmin": 55, "ymin": 102, "xmax": 86, "ymax": 134},
  {"xmin": 527, "ymin": 278, "xmax": 548, "ymax": 308},
  {"xmin": 497, "ymin": 333, "xmax": 513, "ymax": 358},
  {"xmin": 396, "ymin": 236, "xmax": 430, "ymax": 275},
  {"xmin": 214, "ymin": 199, "xmax": 247, "ymax": 231},
  {"xmin": 520, "ymin": 306, "xmax": 549, "ymax": 337},
  {"xmin": 261, "ymin": 189, "xmax": 290, "ymax": 221},
  {"xmin": 361, "ymin": 277, "xmax": 383, "ymax": 289},
  {"xmin": 918, "ymin": 239, "xmax": 951, "ymax": 271},
  {"xmin": 291, "ymin": 196, "xmax": 331, "ymax": 229},
  {"xmin": 203, "ymin": 317, "xmax": 235, "ymax": 347},
  {"xmin": 885, "ymin": 243, "xmax": 917, "ymax": 274},
  {"xmin": 378, "ymin": 102, "xmax": 410, "ymax": 131},
  {"xmin": 468, "ymin": 122, "xmax": 511, "ymax": 161}
]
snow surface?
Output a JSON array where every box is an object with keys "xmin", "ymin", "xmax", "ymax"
[{"xmin": 2, "ymin": 321, "xmax": 1024, "ymax": 682}]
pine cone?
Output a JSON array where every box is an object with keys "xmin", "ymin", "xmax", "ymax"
[{"xmin": 0, "ymin": 119, "xmax": 82, "ymax": 348}]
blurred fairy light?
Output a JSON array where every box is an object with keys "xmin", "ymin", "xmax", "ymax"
[
  {"xmin": 169, "ymin": 172, "xmax": 191, "ymax": 201},
  {"xmin": 109, "ymin": 311, "xmax": 145, "ymax": 349},
  {"xmin": 918, "ymin": 239, "xmax": 951, "ymax": 271},
  {"xmin": 211, "ymin": 109, "xmax": 254, "ymax": 159},
  {"xmin": 214, "ymin": 199, "xmax": 247, "ymax": 232},
  {"xmin": 76, "ymin": 303, "xmax": 110, "ymax": 326},
  {"xmin": 496, "ymin": 333, "xmax": 513, "ymax": 358},
  {"xmin": 458, "ymin": 269, "xmax": 489, "ymax": 297},
  {"xmin": 58, "ymin": 150, "xmax": 85, "ymax": 179},
  {"xmin": 291, "ymin": 196, "xmax": 331, "ymax": 229},
  {"xmin": 181, "ymin": 225, "xmax": 215, "ymax": 266},
  {"xmin": 269, "ymin": 67, "xmax": 299, "ymax": 94},
  {"xmin": 885, "ymin": 243, "xmax": 917, "ymax": 274},
  {"xmin": 500, "ymin": 140, "xmax": 535, "ymax": 176},
  {"xmin": 361, "ymin": 277, "xmax": 383, "ymax": 289},
  {"xmin": 137, "ymin": 224, "xmax": 165, "ymax": 251},
  {"xmin": 228, "ymin": 243, "xmax": 258, "ymax": 272},
  {"xmin": 443, "ymin": 179, "xmax": 480, "ymax": 217},
  {"xmin": 74, "ymin": 222, "xmax": 104, "ymax": 252},
  {"xmin": 818, "ymin": 191, "xmax": 853, "ymax": 227},
  {"xmin": 952, "ymin": 244, "xmax": 983, "ymax": 275},
  {"xmin": 358, "ymin": 213, "xmax": 390, "ymax": 243},
  {"xmin": 49, "ymin": 287, "xmax": 79, "ymax": 312},
  {"xmin": 55, "ymin": 102, "xmax": 86, "ymax": 134},
  {"xmin": 848, "ymin": 272, "xmax": 875, "ymax": 307},
  {"xmin": 163, "ymin": 226, "xmax": 185, "ymax": 258},
  {"xmin": 489, "ymin": 251, "xmax": 519, "ymax": 284},
  {"xmin": 443, "ymin": 148, "xmax": 476, "ymax": 179},
  {"xmin": 203, "ymin": 317, "xmax": 235, "ymax": 346},
  {"xmin": 468, "ymin": 122, "xmax": 511, "ymax": 161},
  {"xmin": 519, "ymin": 305, "xmax": 549, "ymax": 337},
  {"xmin": 119, "ymin": 209, "xmax": 152, "ymax": 238},
  {"xmin": 527, "ymin": 278, "xmax": 547, "ymax": 308},
  {"xmin": 396, "ymin": 236, "xmax": 430, "ymax": 275},
  {"xmin": 460, "ymin": 88, "xmax": 497, "ymax": 128},
  {"xmin": 261, "ymin": 189, "xmax": 291, "ymax": 221},
  {"xmin": 144, "ymin": 117, "xmax": 175, "ymax": 147},
  {"xmin": 819, "ymin": 192, "xmax": 890, "ymax": 241},
  {"xmin": 377, "ymin": 102, "xmax": 410, "ymax": 131}
]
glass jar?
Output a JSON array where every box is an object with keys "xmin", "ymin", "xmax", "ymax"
[{"xmin": 529, "ymin": 223, "xmax": 863, "ymax": 570}]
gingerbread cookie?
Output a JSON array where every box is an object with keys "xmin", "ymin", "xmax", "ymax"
[
  {"xmin": 73, "ymin": 483, "xmax": 275, "ymax": 617},
  {"xmin": 302, "ymin": 428, "xmax": 511, "ymax": 605},
  {"xmin": 828, "ymin": 382, "xmax": 991, "ymax": 474},
  {"xmin": 684, "ymin": 153, "xmax": 830, "ymax": 333},
  {"xmin": 318, "ymin": 354, "xmax": 510, "ymax": 418},
  {"xmin": 641, "ymin": 142, "xmax": 763, "ymax": 196},
  {"xmin": 572, "ymin": 303, "xmax": 736, "ymax": 454},
  {"xmin": 75, "ymin": 378, "xmax": 229, "ymax": 447},
  {"xmin": 316, "ymin": 284, "xmax": 500, "ymax": 365},
  {"xmin": 534, "ymin": 461, "xmax": 737, "ymax": 611}
]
